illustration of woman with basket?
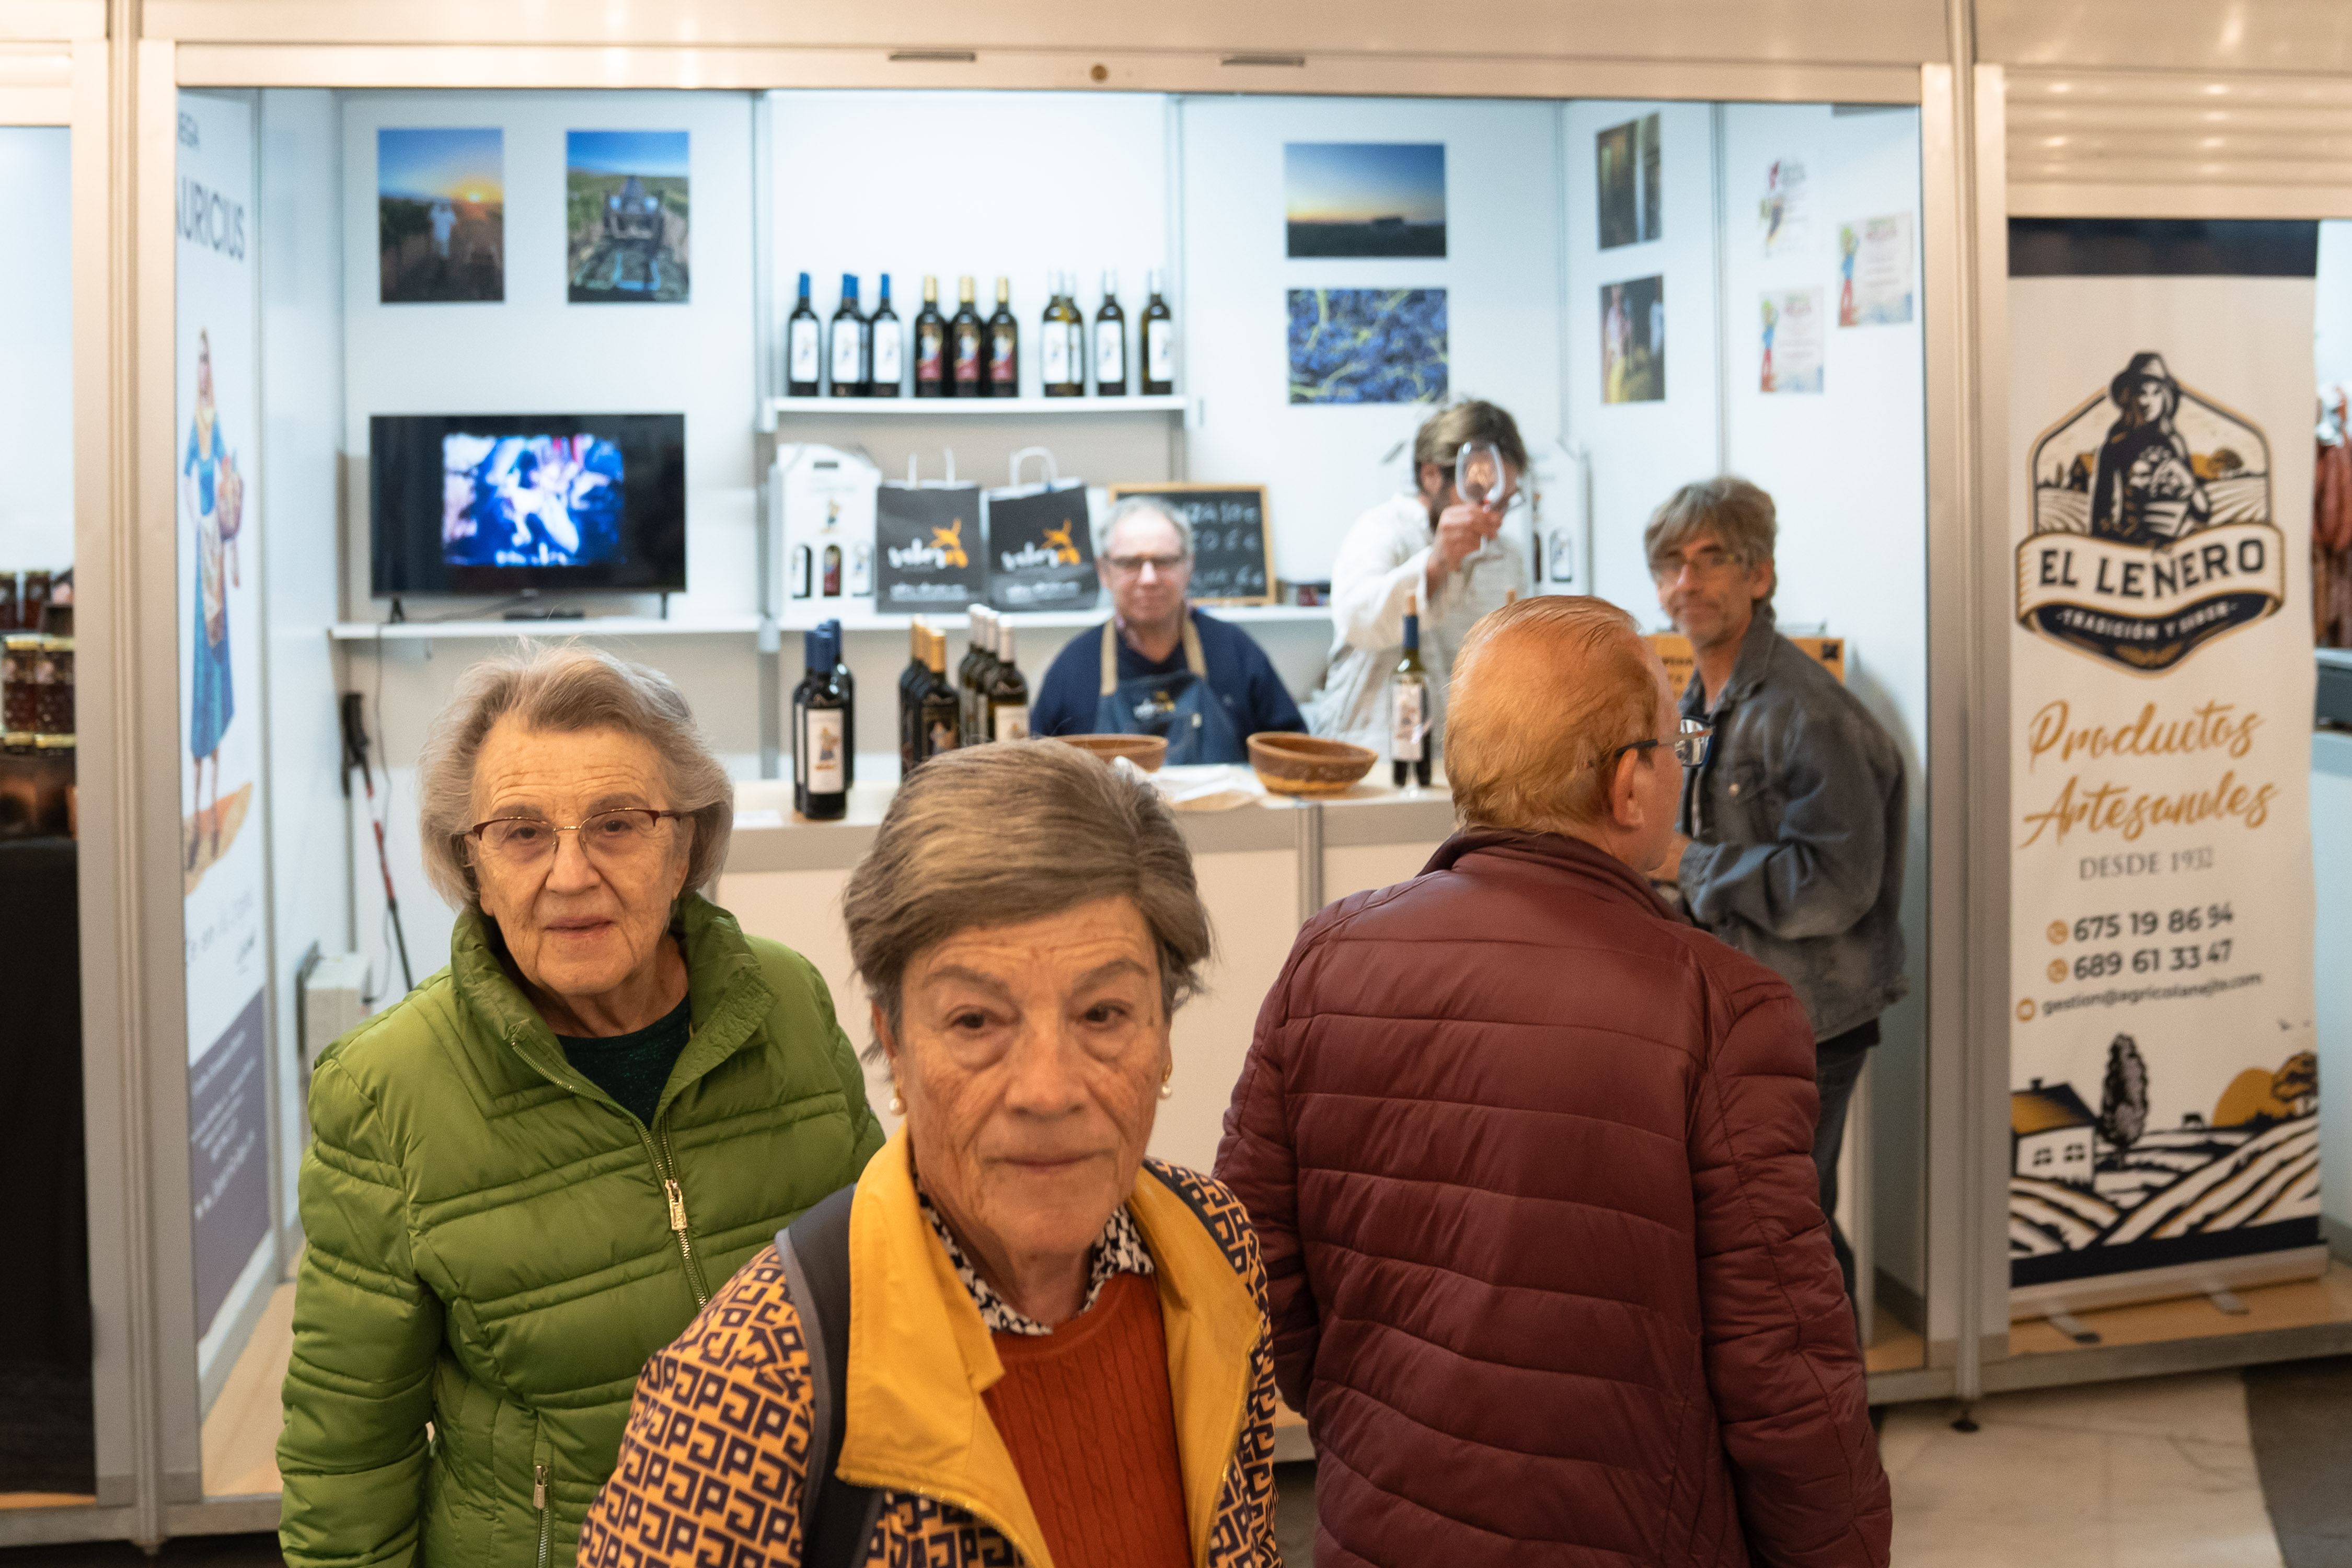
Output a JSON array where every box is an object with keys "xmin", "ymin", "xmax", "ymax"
[{"xmin": 183, "ymin": 330, "xmax": 243, "ymax": 871}]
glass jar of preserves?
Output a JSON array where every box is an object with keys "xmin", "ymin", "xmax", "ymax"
[
  {"xmin": 34, "ymin": 637, "xmax": 72, "ymax": 735},
  {"xmin": 20, "ymin": 570, "xmax": 50, "ymax": 632},
  {"xmin": 2, "ymin": 636, "xmax": 42, "ymax": 731},
  {"xmin": 0, "ymin": 571, "xmax": 18, "ymax": 631}
]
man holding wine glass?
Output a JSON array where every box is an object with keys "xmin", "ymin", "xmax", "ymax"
[{"xmin": 1308, "ymin": 400, "xmax": 1531, "ymax": 754}]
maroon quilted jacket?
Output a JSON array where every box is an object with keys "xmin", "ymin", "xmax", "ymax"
[{"xmin": 1215, "ymin": 828, "xmax": 1889, "ymax": 1567}]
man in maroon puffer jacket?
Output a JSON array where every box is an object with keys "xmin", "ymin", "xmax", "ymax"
[{"xmin": 1216, "ymin": 594, "xmax": 1890, "ymax": 1567}]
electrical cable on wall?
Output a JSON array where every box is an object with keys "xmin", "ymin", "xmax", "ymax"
[{"xmin": 340, "ymin": 689, "xmax": 414, "ymax": 996}]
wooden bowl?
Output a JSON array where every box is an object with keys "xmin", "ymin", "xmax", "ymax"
[
  {"xmin": 1054, "ymin": 733, "xmax": 1169, "ymax": 773},
  {"xmin": 1247, "ymin": 733, "xmax": 1377, "ymax": 797}
]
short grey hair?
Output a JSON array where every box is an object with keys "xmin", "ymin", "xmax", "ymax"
[
  {"xmin": 1644, "ymin": 476, "xmax": 1779, "ymax": 614},
  {"xmin": 1098, "ymin": 495, "xmax": 1193, "ymax": 558},
  {"xmin": 841, "ymin": 741, "xmax": 1210, "ymax": 1054},
  {"xmin": 414, "ymin": 641, "xmax": 734, "ymax": 909}
]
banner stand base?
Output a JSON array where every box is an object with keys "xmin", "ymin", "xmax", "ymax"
[{"xmin": 2011, "ymin": 1244, "xmax": 2329, "ymax": 1323}]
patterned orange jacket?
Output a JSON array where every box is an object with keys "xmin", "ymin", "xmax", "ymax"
[{"xmin": 578, "ymin": 1131, "xmax": 1283, "ymax": 1568}]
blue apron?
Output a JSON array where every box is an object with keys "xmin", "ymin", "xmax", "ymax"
[{"xmin": 1091, "ymin": 617, "xmax": 1248, "ymax": 765}]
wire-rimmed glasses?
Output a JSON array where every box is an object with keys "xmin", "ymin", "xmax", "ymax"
[{"xmin": 465, "ymin": 808, "xmax": 689, "ymax": 872}]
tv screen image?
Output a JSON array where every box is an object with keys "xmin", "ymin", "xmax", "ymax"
[
  {"xmin": 442, "ymin": 432, "xmax": 626, "ymax": 569},
  {"xmin": 371, "ymin": 412, "xmax": 685, "ymax": 597}
]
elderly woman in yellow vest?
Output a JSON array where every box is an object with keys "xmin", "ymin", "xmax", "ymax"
[{"xmin": 579, "ymin": 741, "xmax": 1282, "ymax": 1568}]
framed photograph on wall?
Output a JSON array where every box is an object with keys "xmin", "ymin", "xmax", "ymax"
[
  {"xmin": 567, "ymin": 130, "xmax": 690, "ymax": 303},
  {"xmin": 1284, "ymin": 142, "xmax": 1447, "ymax": 258},
  {"xmin": 1601, "ymin": 275, "xmax": 1665, "ymax": 403},
  {"xmin": 1287, "ymin": 287, "xmax": 1447, "ymax": 404},
  {"xmin": 378, "ymin": 127, "xmax": 504, "ymax": 303},
  {"xmin": 1596, "ymin": 113, "xmax": 1661, "ymax": 250}
]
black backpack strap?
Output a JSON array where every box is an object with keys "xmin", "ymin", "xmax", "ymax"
[{"xmin": 777, "ymin": 1184, "xmax": 883, "ymax": 1568}]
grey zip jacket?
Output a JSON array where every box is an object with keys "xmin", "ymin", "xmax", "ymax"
[{"xmin": 1676, "ymin": 607, "xmax": 1908, "ymax": 1042}]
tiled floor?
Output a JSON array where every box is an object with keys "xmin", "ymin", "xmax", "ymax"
[{"xmin": 1882, "ymin": 1371, "xmax": 2286, "ymax": 1567}]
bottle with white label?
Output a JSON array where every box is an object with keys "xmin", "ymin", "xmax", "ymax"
[
  {"xmin": 817, "ymin": 616, "xmax": 856, "ymax": 787},
  {"xmin": 869, "ymin": 273, "xmax": 903, "ymax": 397},
  {"xmin": 793, "ymin": 627, "xmax": 848, "ymax": 820},
  {"xmin": 828, "ymin": 273, "xmax": 868, "ymax": 397},
  {"xmin": 1390, "ymin": 605, "xmax": 1430, "ymax": 788},
  {"xmin": 1094, "ymin": 269, "xmax": 1127, "ymax": 396},
  {"xmin": 1141, "ymin": 269, "xmax": 1174, "ymax": 395},
  {"xmin": 987, "ymin": 618, "xmax": 1031, "ymax": 741},
  {"xmin": 786, "ymin": 271, "xmax": 822, "ymax": 396},
  {"xmin": 1063, "ymin": 273, "xmax": 1088, "ymax": 394},
  {"xmin": 1040, "ymin": 274, "xmax": 1075, "ymax": 395}
]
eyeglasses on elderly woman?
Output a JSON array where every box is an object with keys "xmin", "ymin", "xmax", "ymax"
[{"xmin": 464, "ymin": 805, "xmax": 690, "ymax": 869}]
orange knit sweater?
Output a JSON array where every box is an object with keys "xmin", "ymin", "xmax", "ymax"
[{"xmin": 982, "ymin": 1271, "xmax": 1193, "ymax": 1568}]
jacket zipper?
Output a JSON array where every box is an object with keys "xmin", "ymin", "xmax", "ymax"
[
  {"xmin": 632, "ymin": 1121, "xmax": 712, "ymax": 1308},
  {"xmin": 532, "ymin": 1430, "xmax": 554, "ymax": 1568}
]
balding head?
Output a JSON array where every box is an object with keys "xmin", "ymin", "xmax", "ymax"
[{"xmin": 1445, "ymin": 596, "xmax": 1670, "ymax": 837}]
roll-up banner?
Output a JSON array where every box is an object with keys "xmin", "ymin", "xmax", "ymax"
[
  {"xmin": 177, "ymin": 91, "xmax": 272, "ymax": 1345},
  {"xmin": 2007, "ymin": 220, "xmax": 2322, "ymax": 1312}
]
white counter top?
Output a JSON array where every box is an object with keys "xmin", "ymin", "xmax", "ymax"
[{"xmin": 719, "ymin": 756, "xmax": 1458, "ymax": 873}]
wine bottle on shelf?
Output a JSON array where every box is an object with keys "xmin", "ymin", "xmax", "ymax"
[
  {"xmin": 1390, "ymin": 601, "xmax": 1431, "ymax": 789},
  {"xmin": 956, "ymin": 606, "xmax": 990, "ymax": 746},
  {"xmin": 972, "ymin": 607, "xmax": 1002, "ymax": 743},
  {"xmin": 1094, "ymin": 269, "xmax": 1128, "ymax": 396},
  {"xmin": 793, "ymin": 627, "xmax": 848, "ymax": 821},
  {"xmin": 869, "ymin": 274, "xmax": 903, "ymax": 398},
  {"xmin": 913, "ymin": 275, "xmax": 947, "ymax": 398},
  {"xmin": 1039, "ymin": 275, "xmax": 1073, "ymax": 397},
  {"xmin": 949, "ymin": 276, "xmax": 984, "ymax": 398},
  {"xmin": 1043, "ymin": 273, "xmax": 1083, "ymax": 397},
  {"xmin": 986, "ymin": 276, "xmax": 1020, "ymax": 398},
  {"xmin": 1067, "ymin": 276, "xmax": 1090, "ymax": 393},
  {"xmin": 1141, "ymin": 269, "xmax": 1175, "ymax": 395},
  {"xmin": 787, "ymin": 271, "xmax": 822, "ymax": 397},
  {"xmin": 789, "ymin": 543, "xmax": 812, "ymax": 599},
  {"xmin": 987, "ymin": 618, "xmax": 1031, "ymax": 741},
  {"xmin": 829, "ymin": 274, "xmax": 868, "ymax": 397},
  {"xmin": 821, "ymin": 539, "xmax": 843, "ymax": 597},
  {"xmin": 817, "ymin": 616, "xmax": 855, "ymax": 787},
  {"xmin": 917, "ymin": 628, "xmax": 961, "ymax": 766},
  {"xmin": 898, "ymin": 620, "xmax": 929, "ymax": 779}
]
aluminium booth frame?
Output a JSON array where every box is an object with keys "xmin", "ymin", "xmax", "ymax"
[{"xmin": 42, "ymin": 0, "xmax": 2345, "ymax": 1550}]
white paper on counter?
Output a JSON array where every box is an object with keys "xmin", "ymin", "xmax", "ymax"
[{"xmin": 1116, "ymin": 759, "xmax": 1267, "ymax": 812}]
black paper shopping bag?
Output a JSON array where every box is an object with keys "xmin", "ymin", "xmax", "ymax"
[
  {"xmin": 874, "ymin": 483, "xmax": 986, "ymax": 610},
  {"xmin": 985, "ymin": 480, "xmax": 1097, "ymax": 613}
]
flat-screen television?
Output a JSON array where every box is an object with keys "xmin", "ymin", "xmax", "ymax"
[{"xmin": 370, "ymin": 413, "xmax": 687, "ymax": 597}]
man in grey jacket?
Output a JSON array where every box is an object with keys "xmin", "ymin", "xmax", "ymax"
[{"xmin": 1649, "ymin": 476, "xmax": 1907, "ymax": 1311}]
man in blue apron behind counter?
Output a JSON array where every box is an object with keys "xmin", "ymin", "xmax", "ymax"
[{"xmin": 1028, "ymin": 495, "xmax": 1306, "ymax": 763}]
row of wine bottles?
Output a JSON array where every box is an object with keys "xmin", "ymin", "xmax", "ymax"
[
  {"xmin": 786, "ymin": 270, "xmax": 1175, "ymax": 400},
  {"xmin": 884, "ymin": 609, "xmax": 1034, "ymax": 801}
]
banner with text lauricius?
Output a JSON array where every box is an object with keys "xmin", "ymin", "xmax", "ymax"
[{"xmin": 2006, "ymin": 220, "xmax": 2320, "ymax": 1303}]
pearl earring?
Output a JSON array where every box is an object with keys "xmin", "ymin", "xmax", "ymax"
[
  {"xmin": 888, "ymin": 1087, "xmax": 905, "ymax": 1115},
  {"xmin": 1159, "ymin": 1071, "xmax": 1174, "ymax": 1101}
]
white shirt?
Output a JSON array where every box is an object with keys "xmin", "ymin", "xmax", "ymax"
[{"xmin": 1310, "ymin": 491, "xmax": 1531, "ymax": 750}]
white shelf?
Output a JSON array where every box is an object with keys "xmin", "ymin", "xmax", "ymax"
[
  {"xmin": 762, "ymin": 393, "xmax": 1192, "ymax": 430},
  {"xmin": 331, "ymin": 604, "xmax": 1331, "ymax": 641},
  {"xmin": 778, "ymin": 603, "xmax": 1330, "ymax": 633},
  {"xmin": 330, "ymin": 616, "xmax": 760, "ymax": 642}
]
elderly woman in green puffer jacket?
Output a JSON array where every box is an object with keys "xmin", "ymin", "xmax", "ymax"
[{"xmin": 278, "ymin": 643, "xmax": 884, "ymax": 1568}]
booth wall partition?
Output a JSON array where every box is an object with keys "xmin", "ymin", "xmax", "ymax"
[
  {"xmin": 1966, "ymin": 0, "xmax": 2352, "ymax": 1393},
  {"xmin": 0, "ymin": 0, "xmax": 132, "ymax": 1550},
  {"xmin": 26, "ymin": 0, "xmax": 2334, "ymax": 1551}
]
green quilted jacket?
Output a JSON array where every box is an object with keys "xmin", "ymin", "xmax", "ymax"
[{"xmin": 278, "ymin": 895, "xmax": 885, "ymax": 1568}]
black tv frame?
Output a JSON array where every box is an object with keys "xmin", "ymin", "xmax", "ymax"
[{"xmin": 369, "ymin": 412, "xmax": 687, "ymax": 598}]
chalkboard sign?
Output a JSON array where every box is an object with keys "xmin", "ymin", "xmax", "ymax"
[{"xmin": 1106, "ymin": 483, "xmax": 1275, "ymax": 606}]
